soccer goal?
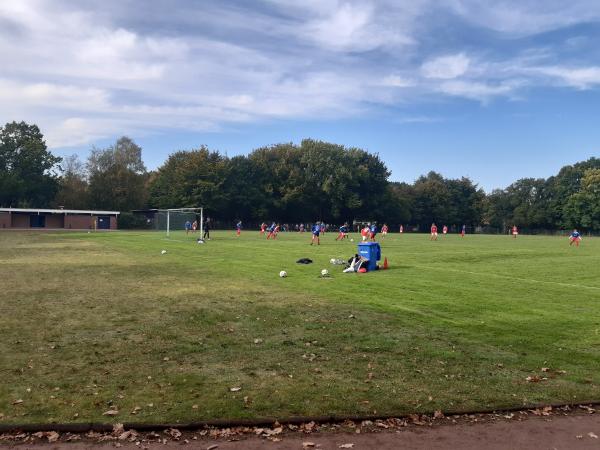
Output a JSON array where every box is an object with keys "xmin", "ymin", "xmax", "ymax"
[{"xmin": 154, "ymin": 208, "xmax": 203, "ymax": 237}]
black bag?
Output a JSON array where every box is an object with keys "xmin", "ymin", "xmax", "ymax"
[{"xmin": 296, "ymin": 258, "xmax": 313, "ymax": 264}]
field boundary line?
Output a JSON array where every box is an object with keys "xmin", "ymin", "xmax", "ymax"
[{"xmin": 413, "ymin": 264, "xmax": 600, "ymax": 291}]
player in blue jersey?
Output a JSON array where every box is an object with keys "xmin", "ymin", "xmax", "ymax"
[
  {"xmin": 336, "ymin": 223, "xmax": 349, "ymax": 241},
  {"xmin": 569, "ymin": 229, "xmax": 582, "ymax": 246},
  {"xmin": 311, "ymin": 221, "xmax": 321, "ymax": 245},
  {"xmin": 266, "ymin": 222, "xmax": 276, "ymax": 239},
  {"xmin": 369, "ymin": 223, "xmax": 378, "ymax": 241}
]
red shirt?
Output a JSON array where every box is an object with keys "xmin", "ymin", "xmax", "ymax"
[{"xmin": 431, "ymin": 226, "xmax": 438, "ymax": 233}]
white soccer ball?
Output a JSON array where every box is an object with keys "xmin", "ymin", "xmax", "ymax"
[
  {"xmin": 279, "ymin": 270, "xmax": 287, "ymax": 278},
  {"xmin": 161, "ymin": 250, "xmax": 167, "ymax": 254},
  {"xmin": 197, "ymin": 239, "xmax": 205, "ymax": 244},
  {"xmin": 321, "ymin": 269, "xmax": 329, "ymax": 276},
  {"xmin": 350, "ymin": 238, "xmax": 354, "ymax": 242}
]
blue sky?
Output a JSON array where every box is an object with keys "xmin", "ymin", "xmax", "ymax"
[{"xmin": 1, "ymin": 0, "xmax": 599, "ymax": 191}]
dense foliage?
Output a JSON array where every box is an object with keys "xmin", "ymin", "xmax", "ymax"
[
  {"xmin": 0, "ymin": 121, "xmax": 61, "ymax": 207},
  {"xmin": 1, "ymin": 121, "xmax": 599, "ymax": 231}
]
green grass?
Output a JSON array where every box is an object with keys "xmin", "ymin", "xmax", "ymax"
[{"xmin": 1, "ymin": 230, "xmax": 599, "ymax": 425}]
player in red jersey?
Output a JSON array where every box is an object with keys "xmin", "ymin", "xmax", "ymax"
[
  {"xmin": 460, "ymin": 224, "xmax": 466, "ymax": 237},
  {"xmin": 442, "ymin": 225, "xmax": 448, "ymax": 235},
  {"xmin": 512, "ymin": 225, "xmax": 518, "ymax": 238},
  {"xmin": 260, "ymin": 222, "xmax": 267, "ymax": 235},
  {"xmin": 381, "ymin": 223, "xmax": 389, "ymax": 239},
  {"xmin": 430, "ymin": 223, "xmax": 438, "ymax": 241},
  {"xmin": 361, "ymin": 224, "xmax": 370, "ymax": 242}
]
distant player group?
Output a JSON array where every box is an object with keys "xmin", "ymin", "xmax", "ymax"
[
  {"xmin": 188, "ymin": 219, "xmax": 584, "ymax": 247},
  {"xmin": 428, "ymin": 223, "xmax": 465, "ymax": 240}
]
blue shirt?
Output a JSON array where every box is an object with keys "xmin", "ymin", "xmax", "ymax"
[
  {"xmin": 312, "ymin": 224, "xmax": 320, "ymax": 234},
  {"xmin": 370, "ymin": 225, "xmax": 377, "ymax": 233},
  {"xmin": 571, "ymin": 231, "xmax": 581, "ymax": 238}
]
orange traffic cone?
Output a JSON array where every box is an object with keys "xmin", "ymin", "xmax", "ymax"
[{"xmin": 383, "ymin": 257, "xmax": 388, "ymax": 270}]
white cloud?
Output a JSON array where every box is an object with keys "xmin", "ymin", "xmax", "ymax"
[
  {"xmin": 422, "ymin": 54, "xmax": 471, "ymax": 79},
  {"xmin": 446, "ymin": 0, "xmax": 600, "ymax": 35},
  {"xmin": 1, "ymin": 0, "xmax": 600, "ymax": 150},
  {"xmin": 528, "ymin": 66, "xmax": 600, "ymax": 89},
  {"xmin": 381, "ymin": 75, "xmax": 415, "ymax": 88},
  {"xmin": 437, "ymin": 80, "xmax": 521, "ymax": 101}
]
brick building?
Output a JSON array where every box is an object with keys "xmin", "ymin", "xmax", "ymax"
[{"xmin": 0, "ymin": 208, "xmax": 119, "ymax": 230}]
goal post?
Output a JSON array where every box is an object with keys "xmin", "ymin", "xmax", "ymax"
[{"xmin": 158, "ymin": 207, "xmax": 203, "ymax": 237}]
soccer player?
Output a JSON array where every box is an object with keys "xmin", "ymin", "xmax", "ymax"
[
  {"xmin": 185, "ymin": 220, "xmax": 192, "ymax": 235},
  {"xmin": 460, "ymin": 224, "xmax": 466, "ymax": 237},
  {"xmin": 361, "ymin": 224, "xmax": 370, "ymax": 242},
  {"xmin": 443, "ymin": 225, "xmax": 448, "ymax": 235},
  {"xmin": 260, "ymin": 222, "xmax": 267, "ymax": 235},
  {"xmin": 311, "ymin": 221, "xmax": 321, "ymax": 245},
  {"xmin": 336, "ymin": 223, "xmax": 348, "ymax": 241},
  {"xmin": 399, "ymin": 224, "xmax": 404, "ymax": 234},
  {"xmin": 512, "ymin": 225, "xmax": 518, "ymax": 238},
  {"xmin": 203, "ymin": 218, "xmax": 211, "ymax": 240},
  {"xmin": 236, "ymin": 220, "xmax": 242, "ymax": 236},
  {"xmin": 266, "ymin": 222, "xmax": 276, "ymax": 239},
  {"xmin": 569, "ymin": 229, "xmax": 582, "ymax": 246},
  {"xmin": 430, "ymin": 223, "xmax": 438, "ymax": 241},
  {"xmin": 369, "ymin": 223, "xmax": 378, "ymax": 241},
  {"xmin": 381, "ymin": 223, "xmax": 389, "ymax": 239}
]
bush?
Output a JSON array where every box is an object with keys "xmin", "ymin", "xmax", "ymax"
[{"xmin": 118, "ymin": 212, "xmax": 152, "ymax": 230}]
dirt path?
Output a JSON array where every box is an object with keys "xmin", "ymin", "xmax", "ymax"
[{"xmin": 4, "ymin": 412, "xmax": 599, "ymax": 449}]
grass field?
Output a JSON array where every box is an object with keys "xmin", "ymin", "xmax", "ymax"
[{"xmin": 1, "ymin": 230, "xmax": 599, "ymax": 425}]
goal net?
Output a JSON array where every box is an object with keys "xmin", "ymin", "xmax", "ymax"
[{"xmin": 153, "ymin": 208, "xmax": 203, "ymax": 237}]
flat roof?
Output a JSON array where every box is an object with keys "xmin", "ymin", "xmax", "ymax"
[{"xmin": 0, "ymin": 208, "xmax": 120, "ymax": 215}]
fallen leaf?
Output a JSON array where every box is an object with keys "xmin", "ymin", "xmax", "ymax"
[
  {"xmin": 166, "ymin": 428, "xmax": 182, "ymax": 439},
  {"xmin": 112, "ymin": 423, "xmax": 124, "ymax": 435},
  {"xmin": 12, "ymin": 399, "xmax": 23, "ymax": 405},
  {"xmin": 303, "ymin": 443, "xmax": 316, "ymax": 448},
  {"xmin": 434, "ymin": 410, "xmax": 444, "ymax": 419},
  {"xmin": 541, "ymin": 367, "xmax": 550, "ymax": 372},
  {"xmin": 254, "ymin": 338, "xmax": 263, "ymax": 344},
  {"xmin": 230, "ymin": 387, "xmax": 242, "ymax": 392},
  {"xmin": 206, "ymin": 445, "xmax": 219, "ymax": 450},
  {"xmin": 589, "ymin": 432, "xmax": 598, "ymax": 439},
  {"xmin": 47, "ymin": 431, "xmax": 60, "ymax": 442},
  {"xmin": 339, "ymin": 444, "xmax": 354, "ymax": 448},
  {"xmin": 103, "ymin": 409, "xmax": 119, "ymax": 416}
]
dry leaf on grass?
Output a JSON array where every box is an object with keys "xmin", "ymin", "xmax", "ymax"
[
  {"xmin": 339, "ymin": 444, "xmax": 355, "ymax": 448},
  {"xmin": 230, "ymin": 387, "xmax": 242, "ymax": 392},
  {"xmin": 103, "ymin": 409, "xmax": 119, "ymax": 416},
  {"xmin": 589, "ymin": 432, "xmax": 598, "ymax": 439}
]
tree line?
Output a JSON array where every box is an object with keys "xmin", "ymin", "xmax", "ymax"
[{"xmin": 1, "ymin": 121, "xmax": 599, "ymax": 231}]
